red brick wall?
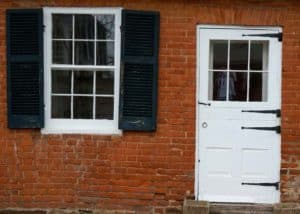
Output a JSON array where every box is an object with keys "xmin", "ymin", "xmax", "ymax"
[{"xmin": 0, "ymin": 0, "xmax": 300, "ymax": 211}]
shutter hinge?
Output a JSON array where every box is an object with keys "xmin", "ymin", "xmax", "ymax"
[{"xmin": 43, "ymin": 25, "xmax": 46, "ymax": 32}]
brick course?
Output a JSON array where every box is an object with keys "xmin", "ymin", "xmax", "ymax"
[{"xmin": 0, "ymin": 0, "xmax": 300, "ymax": 212}]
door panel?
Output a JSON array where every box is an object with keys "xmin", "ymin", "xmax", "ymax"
[{"xmin": 196, "ymin": 26, "xmax": 282, "ymax": 203}]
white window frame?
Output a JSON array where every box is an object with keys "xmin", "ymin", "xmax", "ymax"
[{"xmin": 42, "ymin": 7, "xmax": 122, "ymax": 134}]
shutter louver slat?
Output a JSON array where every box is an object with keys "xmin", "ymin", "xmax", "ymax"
[
  {"xmin": 7, "ymin": 9, "xmax": 44, "ymax": 128},
  {"xmin": 124, "ymin": 12, "xmax": 155, "ymax": 58},
  {"xmin": 119, "ymin": 10, "xmax": 159, "ymax": 131}
]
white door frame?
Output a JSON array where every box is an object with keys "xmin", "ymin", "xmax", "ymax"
[{"xmin": 195, "ymin": 25, "xmax": 282, "ymax": 202}]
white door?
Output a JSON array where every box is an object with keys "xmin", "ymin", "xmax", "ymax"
[{"xmin": 196, "ymin": 26, "xmax": 282, "ymax": 203}]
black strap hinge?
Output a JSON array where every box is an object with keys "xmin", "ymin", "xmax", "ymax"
[
  {"xmin": 242, "ymin": 32, "xmax": 282, "ymax": 42},
  {"xmin": 242, "ymin": 182, "xmax": 280, "ymax": 190},
  {"xmin": 242, "ymin": 109, "xmax": 281, "ymax": 118},
  {"xmin": 241, "ymin": 126, "xmax": 281, "ymax": 134}
]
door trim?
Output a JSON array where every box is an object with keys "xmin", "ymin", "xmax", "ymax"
[{"xmin": 195, "ymin": 25, "xmax": 282, "ymax": 202}]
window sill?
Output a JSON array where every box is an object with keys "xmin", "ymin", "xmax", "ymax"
[
  {"xmin": 41, "ymin": 128, "xmax": 122, "ymax": 135},
  {"xmin": 41, "ymin": 119, "xmax": 122, "ymax": 135}
]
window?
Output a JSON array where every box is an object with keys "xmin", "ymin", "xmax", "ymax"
[
  {"xmin": 43, "ymin": 8, "xmax": 121, "ymax": 134},
  {"xmin": 6, "ymin": 8, "xmax": 159, "ymax": 132},
  {"xmin": 208, "ymin": 40, "xmax": 269, "ymax": 102}
]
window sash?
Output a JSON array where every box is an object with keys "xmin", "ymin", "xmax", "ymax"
[{"xmin": 42, "ymin": 7, "xmax": 122, "ymax": 134}]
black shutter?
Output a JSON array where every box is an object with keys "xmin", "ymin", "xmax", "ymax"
[
  {"xmin": 119, "ymin": 10, "xmax": 159, "ymax": 131},
  {"xmin": 6, "ymin": 9, "xmax": 44, "ymax": 128}
]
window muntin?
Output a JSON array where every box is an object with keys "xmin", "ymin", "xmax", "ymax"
[
  {"xmin": 43, "ymin": 8, "xmax": 121, "ymax": 134},
  {"xmin": 51, "ymin": 14, "xmax": 115, "ymax": 120},
  {"xmin": 208, "ymin": 40, "xmax": 269, "ymax": 102}
]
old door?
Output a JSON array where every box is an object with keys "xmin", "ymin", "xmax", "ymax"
[{"xmin": 196, "ymin": 26, "xmax": 282, "ymax": 203}]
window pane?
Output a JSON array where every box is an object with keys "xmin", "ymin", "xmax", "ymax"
[
  {"xmin": 250, "ymin": 72, "xmax": 268, "ymax": 102},
  {"xmin": 96, "ymin": 15, "xmax": 115, "ymax": 40},
  {"xmin": 96, "ymin": 42, "xmax": 114, "ymax": 65},
  {"xmin": 230, "ymin": 41, "xmax": 248, "ymax": 70},
  {"xmin": 52, "ymin": 14, "xmax": 72, "ymax": 39},
  {"xmin": 250, "ymin": 41, "xmax": 268, "ymax": 70},
  {"xmin": 229, "ymin": 72, "xmax": 247, "ymax": 101},
  {"xmin": 75, "ymin": 15, "xmax": 95, "ymax": 39},
  {"xmin": 96, "ymin": 97, "xmax": 113, "ymax": 119},
  {"xmin": 73, "ymin": 96, "xmax": 93, "ymax": 119},
  {"xmin": 75, "ymin": 42, "xmax": 94, "ymax": 65},
  {"xmin": 51, "ymin": 96, "xmax": 71, "ymax": 118},
  {"xmin": 210, "ymin": 72, "xmax": 227, "ymax": 101},
  {"xmin": 74, "ymin": 71, "xmax": 93, "ymax": 94},
  {"xmin": 52, "ymin": 70, "xmax": 71, "ymax": 93},
  {"xmin": 53, "ymin": 41, "xmax": 72, "ymax": 64},
  {"xmin": 210, "ymin": 40, "xmax": 228, "ymax": 69},
  {"xmin": 96, "ymin": 71, "xmax": 114, "ymax": 94}
]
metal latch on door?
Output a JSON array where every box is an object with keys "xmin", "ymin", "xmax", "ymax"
[
  {"xmin": 198, "ymin": 101, "xmax": 211, "ymax": 106},
  {"xmin": 242, "ymin": 182, "xmax": 280, "ymax": 190}
]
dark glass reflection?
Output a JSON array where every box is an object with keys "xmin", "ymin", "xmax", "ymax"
[
  {"xmin": 211, "ymin": 40, "xmax": 228, "ymax": 69},
  {"xmin": 229, "ymin": 72, "xmax": 247, "ymax": 101},
  {"xmin": 230, "ymin": 41, "xmax": 248, "ymax": 70},
  {"xmin": 250, "ymin": 72, "xmax": 266, "ymax": 101},
  {"xmin": 250, "ymin": 42, "xmax": 265, "ymax": 70},
  {"xmin": 96, "ymin": 97, "xmax": 113, "ymax": 119},
  {"xmin": 52, "ymin": 41, "xmax": 72, "ymax": 64},
  {"xmin": 212, "ymin": 72, "xmax": 227, "ymax": 101},
  {"xmin": 51, "ymin": 96, "xmax": 71, "ymax": 118},
  {"xmin": 96, "ymin": 15, "xmax": 115, "ymax": 40},
  {"xmin": 52, "ymin": 70, "xmax": 71, "ymax": 93},
  {"xmin": 73, "ymin": 96, "xmax": 93, "ymax": 119},
  {"xmin": 96, "ymin": 71, "xmax": 114, "ymax": 94},
  {"xmin": 52, "ymin": 14, "xmax": 73, "ymax": 39},
  {"xmin": 74, "ymin": 71, "xmax": 93, "ymax": 94},
  {"xmin": 75, "ymin": 15, "xmax": 95, "ymax": 39},
  {"xmin": 75, "ymin": 42, "xmax": 94, "ymax": 65},
  {"xmin": 96, "ymin": 42, "xmax": 114, "ymax": 65}
]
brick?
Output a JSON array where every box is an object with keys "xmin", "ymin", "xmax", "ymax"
[{"xmin": 0, "ymin": 0, "xmax": 299, "ymax": 211}]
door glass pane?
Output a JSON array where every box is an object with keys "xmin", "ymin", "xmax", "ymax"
[
  {"xmin": 229, "ymin": 72, "xmax": 247, "ymax": 101},
  {"xmin": 51, "ymin": 96, "xmax": 71, "ymax": 118},
  {"xmin": 75, "ymin": 42, "xmax": 94, "ymax": 65},
  {"xmin": 52, "ymin": 70, "xmax": 71, "ymax": 93},
  {"xmin": 250, "ymin": 41, "xmax": 269, "ymax": 70},
  {"xmin": 96, "ymin": 97, "xmax": 113, "ymax": 119},
  {"xmin": 210, "ymin": 40, "xmax": 228, "ymax": 69},
  {"xmin": 74, "ymin": 71, "xmax": 93, "ymax": 94},
  {"xmin": 249, "ymin": 72, "xmax": 268, "ymax": 101},
  {"xmin": 52, "ymin": 14, "xmax": 73, "ymax": 39},
  {"xmin": 96, "ymin": 15, "xmax": 115, "ymax": 40},
  {"xmin": 75, "ymin": 15, "xmax": 95, "ymax": 39},
  {"xmin": 73, "ymin": 96, "xmax": 93, "ymax": 119},
  {"xmin": 230, "ymin": 41, "xmax": 248, "ymax": 70},
  {"xmin": 210, "ymin": 71, "xmax": 227, "ymax": 101},
  {"xmin": 96, "ymin": 71, "xmax": 114, "ymax": 94},
  {"xmin": 52, "ymin": 41, "xmax": 72, "ymax": 64}
]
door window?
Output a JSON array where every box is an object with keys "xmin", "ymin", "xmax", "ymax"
[{"xmin": 209, "ymin": 40, "xmax": 269, "ymax": 102}]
